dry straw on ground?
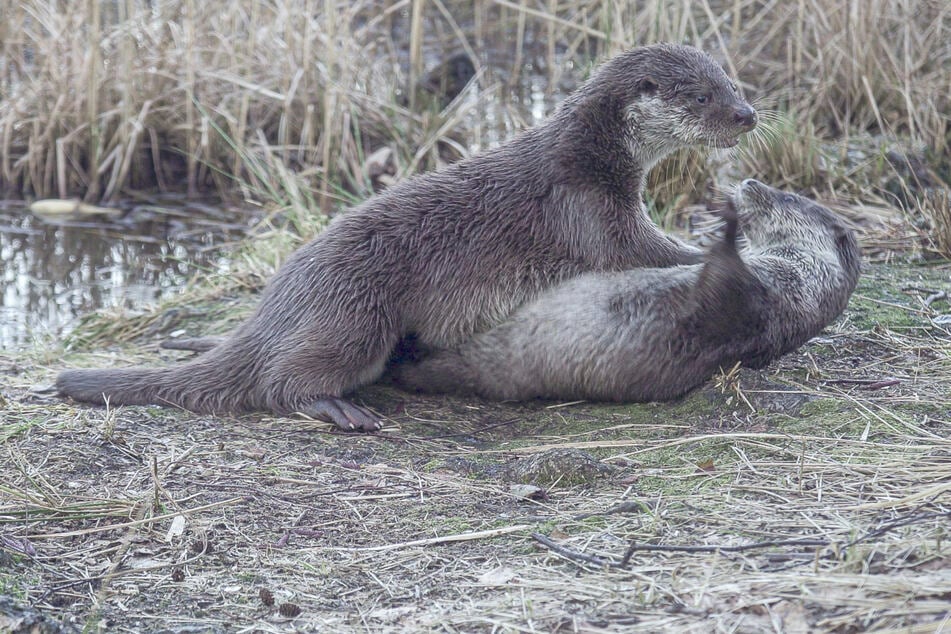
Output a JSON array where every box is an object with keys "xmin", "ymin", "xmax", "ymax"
[{"xmin": 2, "ymin": 250, "xmax": 950, "ymax": 632}]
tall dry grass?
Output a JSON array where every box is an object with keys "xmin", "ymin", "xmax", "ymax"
[
  {"xmin": 0, "ymin": 1, "xmax": 428, "ymax": 213},
  {"xmin": 1, "ymin": 0, "xmax": 949, "ymax": 226}
]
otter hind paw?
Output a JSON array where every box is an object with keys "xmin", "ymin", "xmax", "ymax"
[{"xmin": 298, "ymin": 397, "xmax": 383, "ymax": 432}]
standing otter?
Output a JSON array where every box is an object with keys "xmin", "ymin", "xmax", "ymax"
[
  {"xmin": 56, "ymin": 44, "xmax": 757, "ymax": 430},
  {"xmin": 390, "ymin": 180, "xmax": 861, "ymax": 402}
]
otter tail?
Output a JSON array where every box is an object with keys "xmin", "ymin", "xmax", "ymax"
[
  {"xmin": 56, "ymin": 343, "xmax": 258, "ymax": 413},
  {"xmin": 57, "ymin": 367, "xmax": 178, "ymax": 407}
]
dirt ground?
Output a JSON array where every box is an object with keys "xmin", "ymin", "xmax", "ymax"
[{"xmin": 2, "ymin": 257, "xmax": 950, "ymax": 633}]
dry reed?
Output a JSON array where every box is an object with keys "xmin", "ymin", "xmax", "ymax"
[{"xmin": 0, "ymin": 0, "xmax": 949, "ymax": 225}]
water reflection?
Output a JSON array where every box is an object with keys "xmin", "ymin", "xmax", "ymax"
[
  {"xmin": 460, "ymin": 57, "xmax": 571, "ymax": 152},
  {"xmin": 0, "ymin": 55, "xmax": 578, "ymax": 352},
  {"xmin": 0, "ymin": 207, "xmax": 237, "ymax": 350}
]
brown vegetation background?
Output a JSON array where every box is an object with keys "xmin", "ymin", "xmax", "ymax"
[{"xmin": 1, "ymin": 0, "xmax": 949, "ymax": 221}]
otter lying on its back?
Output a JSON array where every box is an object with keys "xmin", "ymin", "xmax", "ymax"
[
  {"xmin": 56, "ymin": 44, "xmax": 757, "ymax": 430},
  {"xmin": 391, "ymin": 180, "xmax": 861, "ymax": 402}
]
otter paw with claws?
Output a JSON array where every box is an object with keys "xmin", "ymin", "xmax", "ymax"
[{"xmin": 298, "ymin": 398, "xmax": 383, "ymax": 432}]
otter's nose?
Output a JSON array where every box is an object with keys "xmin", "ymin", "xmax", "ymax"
[{"xmin": 733, "ymin": 104, "xmax": 757, "ymax": 131}]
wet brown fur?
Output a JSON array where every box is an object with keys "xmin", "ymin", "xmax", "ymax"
[
  {"xmin": 56, "ymin": 44, "xmax": 757, "ymax": 429},
  {"xmin": 390, "ymin": 180, "xmax": 861, "ymax": 402}
]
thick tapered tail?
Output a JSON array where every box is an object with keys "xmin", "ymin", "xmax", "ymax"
[
  {"xmin": 56, "ymin": 338, "xmax": 262, "ymax": 413},
  {"xmin": 56, "ymin": 367, "xmax": 176, "ymax": 406}
]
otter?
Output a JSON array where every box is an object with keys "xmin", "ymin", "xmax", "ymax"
[
  {"xmin": 56, "ymin": 44, "xmax": 757, "ymax": 431},
  {"xmin": 390, "ymin": 180, "xmax": 861, "ymax": 402}
]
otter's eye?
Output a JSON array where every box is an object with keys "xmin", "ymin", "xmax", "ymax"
[
  {"xmin": 696, "ymin": 94, "xmax": 709, "ymax": 104},
  {"xmin": 730, "ymin": 82, "xmax": 738, "ymax": 93},
  {"xmin": 782, "ymin": 194, "xmax": 797, "ymax": 204}
]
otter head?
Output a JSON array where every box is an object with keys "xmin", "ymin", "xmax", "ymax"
[
  {"xmin": 733, "ymin": 179, "xmax": 861, "ymax": 292},
  {"xmin": 592, "ymin": 44, "xmax": 757, "ymax": 165}
]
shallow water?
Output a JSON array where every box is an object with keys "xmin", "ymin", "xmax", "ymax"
[
  {"xmin": 0, "ymin": 203, "xmax": 248, "ymax": 351},
  {"xmin": 0, "ymin": 54, "xmax": 571, "ymax": 353}
]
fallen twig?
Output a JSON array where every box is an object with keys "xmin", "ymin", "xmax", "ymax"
[
  {"xmin": 573, "ymin": 500, "xmax": 651, "ymax": 520},
  {"xmin": 531, "ymin": 532, "xmax": 617, "ymax": 568},
  {"xmin": 535, "ymin": 507, "xmax": 951, "ymax": 573},
  {"xmin": 320, "ymin": 524, "xmax": 533, "ymax": 553},
  {"xmin": 619, "ymin": 537, "xmax": 829, "ymax": 567}
]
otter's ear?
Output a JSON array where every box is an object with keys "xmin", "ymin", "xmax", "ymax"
[{"xmin": 638, "ymin": 76, "xmax": 658, "ymax": 95}]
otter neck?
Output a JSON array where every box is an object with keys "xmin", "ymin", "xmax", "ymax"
[
  {"xmin": 555, "ymin": 93, "xmax": 647, "ymax": 202},
  {"xmin": 627, "ymin": 134, "xmax": 680, "ymax": 175}
]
